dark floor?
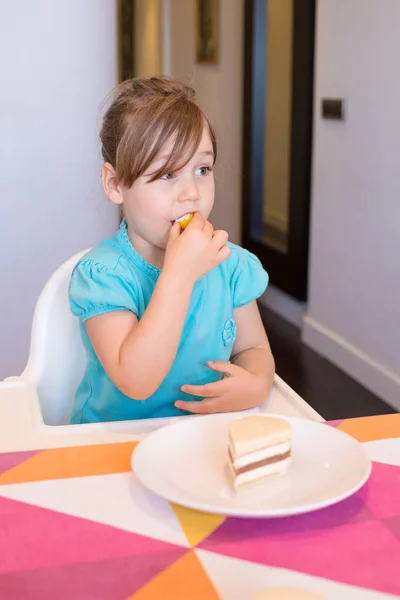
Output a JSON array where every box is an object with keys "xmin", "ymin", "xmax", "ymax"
[{"xmin": 259, "ymin": 304, "xmax": 397, "ymax": 421}]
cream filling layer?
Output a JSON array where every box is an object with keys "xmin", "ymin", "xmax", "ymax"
[
  {"xmin": 233, "ymin": 457, "xmax": 291, "ymax": 488},
  {"xmin": 229, "ymin": 440, "xmax": 292, "ymax": 470}
]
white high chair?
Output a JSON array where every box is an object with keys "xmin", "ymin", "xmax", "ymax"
[
  {"xmin": 13, "ymin": 250, "xmax": 90, "ymax": 426},
  {"xmin": 4, "ymin": 251, "xmax": 322, "ymax": 427}
]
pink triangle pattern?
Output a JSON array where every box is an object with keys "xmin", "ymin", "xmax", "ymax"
[
  {"xmin": 0, "ymin": 551, "xmax": 186, "ymax": 600},
  {"xmin": 0, "ymin": 450, "xmax": 42, "ymax": 476},
  {"xmin": 0, "ymin": 496, "xmax": 186, "ymax": 575},
  {"xmin": 325, "ymin": 420, "xmax": 343, "ymax": 428},
  {"xmin": 200, "ymin": 462, "xmax": 400, "ymax": 597}
]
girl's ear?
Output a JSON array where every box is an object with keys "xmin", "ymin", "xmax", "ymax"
[{"xmin": 102, "ymin": 162, "xmax": 124, "ymax": 205}]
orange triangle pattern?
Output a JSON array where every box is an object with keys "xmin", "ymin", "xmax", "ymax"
[
  {"xmin": 338, "ymin": 413, "xmax": 400, "ymax": 442},
  {"xmin": 0, "ymin": 441, "xmax": 138, "ymax": 485},
  {"xmin": 170, "ymin": 503, "xmax": 225, "ymax": 547},
  {"xmin": 127, "ymin": 550, "xmax": 220, "ymax": 599}
]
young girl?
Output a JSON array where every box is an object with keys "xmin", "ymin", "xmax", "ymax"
[{"xmin": 69, "ymin": 76, "xmax": 275, "ymax": 424}]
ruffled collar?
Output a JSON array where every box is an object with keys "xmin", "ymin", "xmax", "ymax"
[{"xmin": 116, "ymin": 219, "xmax": 161, "ymax": 281}]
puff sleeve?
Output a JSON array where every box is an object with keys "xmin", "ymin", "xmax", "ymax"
[
  {"xmin": 229, "ymin": 246, "xmax": 269, "ymax": 309},
  {"xmin": 69, "ymin": 260, "xmax": 139, "ymax": 322}
]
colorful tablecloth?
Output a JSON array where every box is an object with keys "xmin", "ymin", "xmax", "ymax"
[{"xmin": 1, "ymin": 414, "xmax": 399, "ymax": 599}]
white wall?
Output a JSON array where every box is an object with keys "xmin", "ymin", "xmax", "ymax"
[
  {"xmin": 169, "ymin": 0, "xmax": 243, "ymax": 244},
  {"xmin": 303, "ymin": 0, "xmax": 400, "ymax": 409},
  {"xmin": 0, "ymin": 0, "xmax": 119, "ymax": 379}
]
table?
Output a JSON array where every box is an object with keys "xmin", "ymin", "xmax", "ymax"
[{"xmin": 1, "ymin": 398, "xmax": 399, "ymax": 598}]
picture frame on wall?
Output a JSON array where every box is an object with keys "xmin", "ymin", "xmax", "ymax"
[
  {"xmin": 196, "ymin": 0, "xmax": 219, "ymax": 64},
  {"xmin": 118, "ymin": 0, "xmax": 135, "ymax": 82}
]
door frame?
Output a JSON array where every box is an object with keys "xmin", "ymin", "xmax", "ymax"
[{"xmin": 241, "ymin": 0, "xmax": 315, "ymax": 300}]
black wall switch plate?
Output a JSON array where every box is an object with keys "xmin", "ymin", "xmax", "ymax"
[{"xmin": 321, "ymin": 98, "xmax": 345, "ymax": 120}]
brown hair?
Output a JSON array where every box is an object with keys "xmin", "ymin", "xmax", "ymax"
[{"xmin": 100, "ymin": 77, "xmax": 217, "ymax": 187}]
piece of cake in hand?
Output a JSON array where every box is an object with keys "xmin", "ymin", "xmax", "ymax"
[
  {"xmin": 175, "ymin": 212, "xmax": 194, "ymax": 229},
  {"xmin": 228, "ymin": 415, "xmax": 292, "ymax": 488}
]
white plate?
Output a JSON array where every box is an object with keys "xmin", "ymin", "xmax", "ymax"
[{"xmin": 132, "ymin": 413, "xmax": 372, "ymax": 518}]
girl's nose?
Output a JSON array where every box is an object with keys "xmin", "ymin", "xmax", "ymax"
[{"xmin": 178, "ymin": 177, "xmax": 200, "ymax": 202}]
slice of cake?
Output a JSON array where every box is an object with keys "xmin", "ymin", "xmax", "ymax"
[{"xmin": 228, "ymin": 415, "xmax": 292, "ymax": 488}]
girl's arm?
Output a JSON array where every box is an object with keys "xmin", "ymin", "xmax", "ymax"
[
  {"xmin": 230, "ymin": 299, "xmax": 275, "ymax": 392},
  {"xmin": 86, "ymin": 270, "xmax": 193, "ymax": 400},
  {"xmin": 86, "ymin": 216, "xmax": 230, "ymax": 400}
]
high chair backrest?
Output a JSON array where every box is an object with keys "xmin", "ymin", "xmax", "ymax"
[{"xmin": 21, "ymin": 250, "xmax": 90, "ymax": 425}]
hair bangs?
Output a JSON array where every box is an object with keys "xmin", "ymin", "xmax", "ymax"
[
  {"xmin": 146, "ymin": 102, "xmax": 204, "ymax": 182},
  {"xmin": 105, "ymin": 77, "xmax": 217, "ymax": 188}
]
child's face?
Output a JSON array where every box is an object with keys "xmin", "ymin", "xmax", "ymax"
[{"xmin": 120, "ymin": 128, "xmax": 215, "ymax": 250}]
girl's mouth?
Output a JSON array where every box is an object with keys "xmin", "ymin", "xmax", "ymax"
[{"xmin": 172, "ymin": 212, "xmax": 195, "ymax": 229}]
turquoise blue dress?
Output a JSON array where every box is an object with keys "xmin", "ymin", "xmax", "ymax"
[{"xmin": 68, "ymin": 221, "xmax": 269, "ymax": 423}]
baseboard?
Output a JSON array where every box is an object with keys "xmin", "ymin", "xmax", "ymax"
[
  {"xmin": 259, "ymin": 284, "xmax": 306, "ymax": 328},
  {"xmin": 302, "ymin": 315, "xmax": 400, "ymax": 412}
]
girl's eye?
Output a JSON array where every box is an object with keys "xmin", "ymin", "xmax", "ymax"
[
  {"xmin": 161, "ymin": 173, "xmax": 175, "ymax": 181},
  {"xmin": 196, "ymin": 166, "xmax": 213, "ymax": 176}
]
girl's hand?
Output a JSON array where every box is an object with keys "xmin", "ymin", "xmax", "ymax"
[
  {"xmin": 174, "ymin": 360, "xmax": 269, "ymax": 414},
  {"xmin": 163, "ymin": 213, "xmax": 231, "ymax": 286}
]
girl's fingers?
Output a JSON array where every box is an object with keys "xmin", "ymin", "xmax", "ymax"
[
  {"xmin": 174, "ymin": 398, "xmax": 222, "ymax": 413},
  {"xmin": 216, "ymin": 244, "xmax": 231, "ymax": 262},
  {"xmin": 212, "ymin": 229, "xmax": 229, "ymax": 250},
  {"xmin": 180, "ymin": 379, "xmax": 226, "ymax": 397},
  {"xmin": 202, "ymin": 220, "xmax": 214, "ymax": 239}
]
